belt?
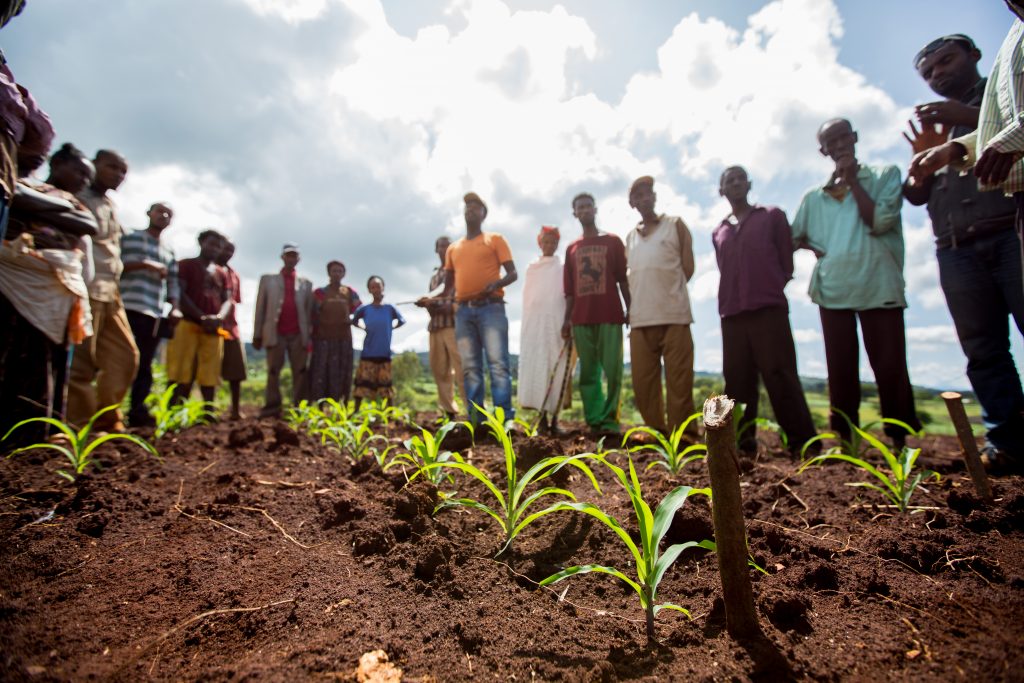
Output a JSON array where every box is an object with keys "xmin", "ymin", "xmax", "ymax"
[{"xmin": 458, "ymin": 297, "xmax": 504, "ymax": 307}]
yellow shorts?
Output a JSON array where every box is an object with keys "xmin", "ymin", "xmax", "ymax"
[{"xmin": 166, "ymin": 320, "xmax": 224, "ymax": 387}]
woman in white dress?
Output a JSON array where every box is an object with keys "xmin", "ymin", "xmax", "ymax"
[{"xmin": 517, "ymin": 226, "xmax": 569, "ymax": 434}]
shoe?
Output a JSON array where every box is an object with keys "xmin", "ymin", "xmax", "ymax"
[{"xmin": 980, "ymin": 445, "xmax": 1023, "ymax": 476}]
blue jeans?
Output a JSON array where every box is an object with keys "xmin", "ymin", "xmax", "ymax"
[
  {"xmin": 938, "ymin": 228, "xmax": 1024, "ymax": 454},
  {"xmin": 455, "ymin": 301, "xmax": 513, "ymax": 425}
]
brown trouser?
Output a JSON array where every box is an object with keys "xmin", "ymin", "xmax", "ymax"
[
  {"xmin": 429, "ymin": 327, "xmax": 462, "ymax": 415},
  {"xmin": 67, "ymin": 296, "xmax": 140, "ymax": 427},
  {"xmin": 629, "ymin": 324, "xmax": 695, "ymax": 434},
  {"xmin": 819, "ymin": 307, "xmax": 921, "ymax": 441},
  {"xmin": 262, "ymin": 333, "xmax": 308, "ymax": 417}
]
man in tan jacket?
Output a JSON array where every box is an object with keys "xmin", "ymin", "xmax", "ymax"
[{"xmin": 253, "ymin": 243, "xmax": 313, "ymax": 418}]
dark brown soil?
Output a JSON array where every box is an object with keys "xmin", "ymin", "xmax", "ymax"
[{"xmin": 1, "ymin": 416, "xmax": 1022, "ymax": 681}]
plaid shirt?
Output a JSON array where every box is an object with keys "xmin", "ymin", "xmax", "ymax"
[
  {"xmin": 119, "ymin": 229, "xmax": 179, "ymax": 318},
  {"xmin": 427, "ymin": 266, "xmax": 454, "ymax": 332},
  {"xmin": 954, "ymin": 20, "xmax": 1024, "ymax": 194}
]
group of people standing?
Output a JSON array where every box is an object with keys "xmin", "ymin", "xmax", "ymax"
[
  {"xmin": 416, "ymin": 24, "xmax": 1024, "ymax": 476},
  {"xmin": 0, "ymin": 2, "xmax": 1021, "ymax": 474}
]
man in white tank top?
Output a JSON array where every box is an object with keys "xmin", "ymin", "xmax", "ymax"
[{"xmin": 624, "ymin": 176, "xmax": 697, "ymax": 435}]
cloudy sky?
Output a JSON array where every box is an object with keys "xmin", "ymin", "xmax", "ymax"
[{"xmin": 7, "ymin": 0, "xmax": 1021, "ymax": 390}]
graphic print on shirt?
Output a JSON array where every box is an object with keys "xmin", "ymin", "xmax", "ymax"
[{"xmin": 574, "ymin": 244, "xmax": 608, "ymax": 297}]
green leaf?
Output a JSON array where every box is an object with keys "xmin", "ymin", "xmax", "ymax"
[{"xmin": 539, "ymin": 564, "xmax": 644, "ymax": 602}]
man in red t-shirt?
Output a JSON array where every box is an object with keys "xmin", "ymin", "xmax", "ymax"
[
  {"xmin": 562, "ymin": 192, "xmax": 630, "ymax": 436},
  {"xmin": 166, "ymin": 230, "xmax": 233, "ymax": 405},
  {"xmin": 253, "ymin": 243, "xmax": 313, "ymax": 417}
]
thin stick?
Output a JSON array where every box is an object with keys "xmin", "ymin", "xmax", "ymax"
[
  {"xmin": 227, "ymin": 505, "xmax": 323, "ymax": 549},
  {"xmin": 940, "ymin": 391, "xmax": 993, "ymax": 502},
  {"xmin": 143, "ymin": 599, "xmax": 294, "ymax": 675},
  {"xmin": 703, "ymin": 395, "xmax": 762, "ymax": 641}
]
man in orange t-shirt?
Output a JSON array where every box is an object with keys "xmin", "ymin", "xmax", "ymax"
[{"xmin": 437, "ymin": 192, "xmax": 518, "ymax": 425}]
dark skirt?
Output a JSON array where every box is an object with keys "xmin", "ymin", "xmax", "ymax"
[
  {"xmin": 353, "ymin": 357, "xmax": 394, "ymax": 400},
  {"xmin": 309, "ymin": 337, "xmax": 354, "ymax": 403}
]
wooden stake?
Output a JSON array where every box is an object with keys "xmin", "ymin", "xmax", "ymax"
[
  {"xmin": 940, "ymin": 392, "xmax": 993, "ymax": 503},
  {"xmin": 703, "ymin": 395, "xmax": 762, "ymax": 641}
]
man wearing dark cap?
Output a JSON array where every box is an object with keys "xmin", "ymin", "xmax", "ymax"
[
  {"xmin": 625, "ymin": 176, "xmax": 697, "ymax": 435},
  {"xmin": 793, "ymin": 119, "xmax": 920, "ymax": 449},
  {"xmin": 436, "ymin": 192, "xmax": 517, "ymax": 426},
  {"xmin": 254, "ymin": 243, "xmax": 313, "ymax": 418},
  {"xmin": 904, "ymin": 32, "xmax": 1024, "ymax": 472}
]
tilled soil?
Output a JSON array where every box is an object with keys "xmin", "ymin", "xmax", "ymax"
[{"xmin": 0, "ymin": 415, "xmax": 1022, "ymax": 681}]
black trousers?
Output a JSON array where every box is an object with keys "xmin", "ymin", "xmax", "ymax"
[
  {"xmin": 819, "ymin": 306, "xmax": 921, "ymax": 441},
  {"xmin": 722, "ymin": 305, "xmax": 816, "ymax": 448},
  {"xmin": 126, "ymin": 310, "xmax": 161, "ymax": 420}
]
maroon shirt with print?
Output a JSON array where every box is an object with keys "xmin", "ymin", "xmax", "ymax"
[
  {"xmin": 563, "ymin": 233, "xmax": 627, "ymax": 325},
  {"xmin": 177, "ymin": 257, "xmax": 231, "ymax": 323}
]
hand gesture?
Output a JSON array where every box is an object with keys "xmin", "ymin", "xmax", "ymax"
[
  {"xmin": 975, "ymin": 146, "xmax": 1022, "ymax": 186},
  {"xmin": 907, "ymin": 141, "xmax": 962, "ymax": 186},
  {"xmin": 561, "ymin": 321, "xmax": 572, "ymax": 340},
  {"xmin": 902, "ymin": 119, "xmax": 948, "ymax": 155},
  {"xmin": 415, "ymin": 296, "xmax": 429, "ymax": 308},
  {"xmin": 914, "ymin": 100, "xmax": 979, "ymax": 128},
  {"xmin": 834, "ymin": 154, "xmax": 859, "ymax": 186}
]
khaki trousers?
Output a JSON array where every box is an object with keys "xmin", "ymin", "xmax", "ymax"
[
  {"xmin": 429, "ymin": 327, "xmax": 462, "ymax": 414},
  {"xmin": 262, "ymin": 333, "xmax": 308, "ymax": 417},
  {"xmin": 68, "ymin": 296, "xmax": 140, "ymax": 427},
  {"xmin": 629, "ymin": 324, "xmax": 695, "ymax": 434}
]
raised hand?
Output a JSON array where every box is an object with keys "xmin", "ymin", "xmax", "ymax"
[
  {"xmin": 902, "ymin": 119, "xmax": 949, "ymax": 155},
  {"xmin": 914, "ymin": 100, "xmax": 980, "ymax": 129}
]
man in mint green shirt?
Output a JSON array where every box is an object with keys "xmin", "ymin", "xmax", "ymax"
[{"xmin": 792, "ymin": 118, "xmax": 921, "ymax": 448}]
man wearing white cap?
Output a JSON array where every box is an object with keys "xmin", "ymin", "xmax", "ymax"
[{"xmin": 254, "ymin": 243, "xmax": 313, "ymax": 417}]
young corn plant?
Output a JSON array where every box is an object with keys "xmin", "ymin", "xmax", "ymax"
[
  {"xmin": 3, "ymin": 405, "xmax": 159, "ymax": 482},
  {"xmin": 425, "ymin": 404, "xmax": 602, "ymax": 555},
  {"xmin": 387, "ymin": 421, "xmax": 464, "ymax": 487},
  {"xmin": 541, "ymin": 457, "xmax": 714, "ymax": 643},
  {"xmin": 798, "ymin": 422, "xmax": 938, "ymax": 512},
  {"xmin": 285, "ymin": 399, "xmax": 328, "ymax": 433},
  {"xmin": 316, "ymin": 416, "xmax": 392, "ymax": 462},
  {"xmin": 146, "ymin": 385, "xmax": 218, "ymax": 439},
  {"xmin": 622, "ymin": 413, "xmax": 706, "ymax": 475},
  {"xmin": 736, "ymin": 413, "xmax": 789, "ymax": 452}
]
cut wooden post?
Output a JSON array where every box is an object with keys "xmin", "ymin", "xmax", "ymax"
[
  {"xmin": 940, "ymin": 391, "xmax": 993, "ymax": 503},
  {"xmin": 703, "ymin": 395, "xmax": 762, "ymax": 641}
]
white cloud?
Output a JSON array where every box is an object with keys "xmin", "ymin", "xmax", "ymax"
[
  {"xmin": 617, "ymin": 0, "xmax": 901, "ymax": 183},
  {"xmin": 793, "ymin": 327, "xmax": 822, "ymax": 344},
  {"xmin": 237, "ymin": 0, "xmax": 329, "ymax": 23},
  {"xmin": 906, "ymin": 324, "xmax": 957, "ymax": 352}
]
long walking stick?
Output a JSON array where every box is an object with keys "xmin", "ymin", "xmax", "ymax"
[
  {"xmin": 531, "ymin": 337, "xmax": 571, "ymax": 434},
  {"xmin": 549, "ymin": 336, "xmax": 574, "ymax": 429}
]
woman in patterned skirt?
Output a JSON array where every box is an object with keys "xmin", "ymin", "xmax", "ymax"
[{"xmin": 308, "ymin": 260, "xmax": 361, "ymax": 405}]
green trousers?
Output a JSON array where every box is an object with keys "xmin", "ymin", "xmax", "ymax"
[{"xmin": 573, "ymin": 323, "xmax": 623, "ymax": 431}]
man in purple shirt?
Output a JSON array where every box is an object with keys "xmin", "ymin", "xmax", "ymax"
[{"xmin": 713, "ymin": 166, "xmax": 816, "ymax": 454}]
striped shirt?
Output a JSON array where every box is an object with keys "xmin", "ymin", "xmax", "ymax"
[
  {"xmin": 427, "ymin": 266, "xmax": 454, "ymax": 332},
  {"xmin": 119, "ymin": 229, "xmax": 179, "ymax": 318},
  {"xmin": 953, "ymin": 20, "xmax": 1024, "ymax": 194}
]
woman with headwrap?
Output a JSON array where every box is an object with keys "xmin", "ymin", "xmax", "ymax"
[{"xmin": 517, "ymin": 226, "xmax": 570, "ymax": 434}]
